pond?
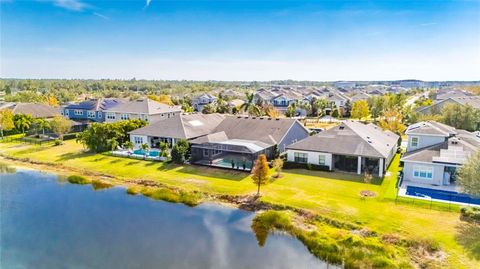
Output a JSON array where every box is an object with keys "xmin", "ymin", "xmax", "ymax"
[{"xmin": 0, "ymin": 165, "xmax": 330, "ymax": 269}]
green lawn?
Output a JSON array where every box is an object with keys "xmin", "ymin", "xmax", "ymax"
[{"xmin": 0, "ymin": 139, "xmax": 478, "ymax": 268}]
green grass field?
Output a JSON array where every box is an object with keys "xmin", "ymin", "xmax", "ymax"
[{"xmin": 0, "ymin": 139, "xmax": 478, "ymax": 268}]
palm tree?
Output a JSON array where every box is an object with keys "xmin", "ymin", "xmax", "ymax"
[
  {"xmin": 14, "ymin": 114, "xmax": 33, "ymax": 134},
  {"xmin": 123, "ymin": 141, "xmax": 134, "ymax": 151},
  {"xmin": 240, "ymin": 92, "xmax": 261, "ymax": 115},
  {"xmin": 34, "ymin": 119, "xmax": 50, "ymax": 136}
]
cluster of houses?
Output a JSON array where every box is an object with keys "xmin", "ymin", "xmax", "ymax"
[
  {"xmin": 251, "ymin": 84, "xmax": 411, "ymax": 117},
  {"xmin": 417, "ymin": 88, "xmax": 480, "ymax": 115},
  {"xmin": 1, "ymin": 88, "xmax": 479, "ymax": 199}
]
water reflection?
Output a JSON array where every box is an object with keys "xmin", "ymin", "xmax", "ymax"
[
  {"xmin": 0, "ymin": 162, "xmax": 16, "ymax": 174},
  {"xmin": 1, "ymin": 169, "xmax": 329, "ymax": 269}
]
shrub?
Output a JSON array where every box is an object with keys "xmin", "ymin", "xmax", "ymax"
[
  {"xmin": 67, "ymin": 175, "xmax": 90, "ymax": 185},
  {"xmin": 126, "ymin": 187, "xmax": 140, "ymax": 195},
  {"xmin": 91, "ymin": 179, "xmax": 113, "ymax": 190},
  {"xmin": 460, "ymin": 206, "xmax": 480, "ymax": 221},
  {"xmin": 54, "ymin": 139, "xmax": 62, "ymax": 146}
]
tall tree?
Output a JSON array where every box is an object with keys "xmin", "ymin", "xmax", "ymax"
[
  {"xmin": 351, "ymin": 100, "xmax": 370, "ymax": 119},
  {"xmin": 240, "ymin": 92, "xmax": 261, "ymax": 115},
  {"xmin": 285, "ymin": 102, "xmax": 297, "ymax": 118},
  {"xmin": 49, "ymin": 116, "xmax": 72, "ymax": 140},
  {"xmin": 441, "ymin": 104, "xmax": 480, "ymax": 131},
  {"xmin": 378, "ymin": 109, "xmax": 406, "ymax": 135},
  {"xmin": 32, "ymin": 118, "xmax": 50, "ymax": 136},
  {"xmin": 0, "ymin": 109, "xmax": 15, "ymax": 138},
  {"xmin": 457, "ymin": 151, "xmax": 480, "ymax": 196},
  {"xmin": 251, "ymin": 154, "xmax": 270, "ymax": 196},
  {"xmin": 13, "ymin": 114, "xmax": 33, "ymax": 134}
]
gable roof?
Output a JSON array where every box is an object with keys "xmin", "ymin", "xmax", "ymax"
[
  {"xmin": 129, "ymin": 113, "xmax": 225, "ymax": 139},
  {"xmin": 405, "ymin": 121, "xmax": 457, "ymax": 137},
  {"xmin": 104, "ymin": 98, "xmax": 181, "ymax": 115},
  {"xmin": 449, "ymin": 96, "xmax": 480, "ymax": 109},
  {"xmin": 0, "ymin": 102, "xmax": 60, "ymax": 118},
  {"xmin": 287, "ymin": 121, "xmax": 399, "ymax": 158},
  {"xmin": 210, "ymin": 116, "xmax": 304, "ymax": 146},
  {"xmin": 65, "ymin": 98, "xmax": 125, "ymax": 111},
  {"xmin": 401, "ymin": 130, "xmax": 480, "ymax": 165}
]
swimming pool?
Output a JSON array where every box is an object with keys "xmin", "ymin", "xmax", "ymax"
[
  {"xmin": 216, "ymin": 159, "xmax": 252, "ymax": 170},
  {"xmin": 133, "ymin": 149, "xmax": 160, "ymax": 157},
  {"xmin": 406, "ymin": 186, "xmax": 480, "ymax": 205}
]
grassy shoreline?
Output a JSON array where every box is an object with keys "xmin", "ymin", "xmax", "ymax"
[{"xmin": 0, "ymin": 140, "xmax": 478, "ymax": 268}]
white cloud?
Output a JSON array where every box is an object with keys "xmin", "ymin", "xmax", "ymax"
[
  {"xmin": 145, "ymin": 0, "xmax": 152, "ymax": 8},
  {"xmin": 53, "ymin": 0, "xmax": 89, "ymax": 12},
  {"xmin": 93, "ymin": 12, "xmax": 109, "ymax": 20}
]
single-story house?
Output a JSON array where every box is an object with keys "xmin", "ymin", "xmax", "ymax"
[
  {"xmin": 0, "ymin": 102, "xmax": 60, "ymax": 119},
  {"xmin": 103, "ymin": 98, "xmax": 182, "ymax": 123},
  {"xmin": 401, "ymin": 121, "xmax": 480, "ymax": 187},
  {"xmin": 417, "ymin": 96, "xmax": 480, "ymax": 115},
  {"xmin": 128, "ymin": 113, "xmax": 225, "ymax": 148},
  {"xmin": 286, "ymin": 121, "xmax": 400, "ymax": 177},
  {"xmin": 189, "ymin": 116, "xmax": 310, "ymax": 170}
]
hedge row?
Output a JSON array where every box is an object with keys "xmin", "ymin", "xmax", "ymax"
[{"xmin": 283, "ymin": 161, "xmax": 331, "ymax": 171}]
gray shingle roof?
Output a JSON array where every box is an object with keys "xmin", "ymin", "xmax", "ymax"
[
  {"xmin": 405, "ymin": 121, "xmax": 457, "ymax": 137},
  {"xmin": 0, "ymin": 102, "xmax": 60, "ymax": 118},
  {"xmin": 287, "ymin": 121, "xmax": 399, "ymax": 158},
  {"xmin": 210, "ymin": 116, "xmax": 303, "ymax": 146},
  {"xmin": 450, "ymin": 96, "xmax": 480, "ymax": 109},
  {"xmin": 401, "ymin": 130, "xmax": 480, "ymax": 164},
  {"xmin": 129, "ymin": 113, "xmax": 225, "ymax": 139},
  {"xmin": 104, "ymin": 98, "xmax": 181, "ymax": 115}
]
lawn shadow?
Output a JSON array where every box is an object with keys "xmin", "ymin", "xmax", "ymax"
[
  {"xmin": 284, "ymin": 169, "xmax": 384, "ymax": 185},
  {"xmin": 56, "ymin": 151, "xmax": 94, "ymax": 162},
  {"xmin": 455, "ymin": 222, "xmax": 480, "ymax": 260},
  {"xmin": 175, "ymin": 164, "xmax": 248, "ymax": 181},
  {"xmin": 109, "ymin": 159, "xmax": 122, "ymax": 164},
  {"xmin": 126, "ymin": 160, "xmax": 141, "ymax": 166}
]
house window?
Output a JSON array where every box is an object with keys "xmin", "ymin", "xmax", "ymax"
[
  {"xmin": 410, "ymin": 137, "xmax": 419, "ymax": 148},
  {"xmin": 203, "ymin": 149, "xmax": 209, "ymax": 157},
  {"xmin": 98, "ymin": 113, "xmax": 102, "ymax": 118},
  {"xmin": 319, "ymin": 155, "xmax": 326, "ymax": 165},
  {"xmin": 64, "ymin": 109, "xmax": 69, "ymax": 116},
  {"xmin": 106, "ymin": 113, "xmax": 116, "ymax": 120},
  {"xmin": 87, "ymin": 111, "xmax": 96, "ymax": 118},
  {"xmin": 74, "ymin": 110, "xmax": 83, "ymax": 115},
  {"xmin": 294, "ymin": 152, "xmax": 308, "ymax": 163},
  {"xmin": 120, "ymin": 114, "xmax": 130, "ymax": 120},
  {"xmin": 134, "ymin": 137, "xmax": 143, "ymax": 144},
  {"xmin": 413, "ymin": 166, "xmax": 433, "ymax": 179}
]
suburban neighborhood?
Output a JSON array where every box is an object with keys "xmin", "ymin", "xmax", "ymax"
[{"xmin": 1, "ymin": 0, "xmax": 480, "ymax": 269}]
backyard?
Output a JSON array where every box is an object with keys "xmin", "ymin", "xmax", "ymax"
[{"xmin": 0, "ymin": 139, "xmax": 478, "ymax": 268}]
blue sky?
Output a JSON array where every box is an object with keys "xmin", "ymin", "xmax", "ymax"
[{"xmin": 1, "ymin": 0, "xmax": 479, "ymax": 81}]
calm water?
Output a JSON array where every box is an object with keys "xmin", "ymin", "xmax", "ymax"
[{"xmin": 0, "ymin": 167, "xmax": 328, "ymax": 269}]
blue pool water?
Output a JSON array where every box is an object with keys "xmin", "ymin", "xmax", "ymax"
[
  {"xmin": 133, "ymin": 149, "xmax": 159, "ymax": 157},
  {"xmin": 217, "ymin": 159, "xmax": 252, "ymax": 170},
  {"xmin": 406, "ymin": 186, "xmax": 480, "ymax": 205}
]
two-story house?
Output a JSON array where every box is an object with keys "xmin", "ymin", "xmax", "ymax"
[
  {"xmin": 103, "ymin": 98, "xmax": 182, "ymax": 123},
  {"xmin": 192, "ymin": 93, "xmax": 217, "ymax": 112},
  {"xmin": 63, "ymin": 98, "xmax": 124, "ymax": 123},
  {"xmin": 401, "ymin": 121, "xmax": 480, "ymax": 188}
]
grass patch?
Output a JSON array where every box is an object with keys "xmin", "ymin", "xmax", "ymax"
[
  {"xmin": 0, "ymin": 140, "xmax": 477, "ymax": 269},
  {"xmin": 141, "ymin": 188, "xmax": 202, "ymax": 207},
  {"xmin": 126, "ymin": 186, "xmax": 141, "ymax": 195},
  {"xmin": 252, "ymin": 210, "xmax": 443, "ymax": 269},
  {"xmin": 67, "ymin": 175, "xmax": 90, "ymax": 185},
  {"xmin": 91, "ymin": 179, "xmax": 114, "ymax": 190}
]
